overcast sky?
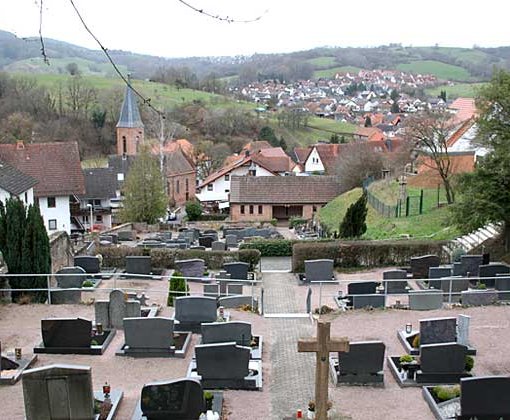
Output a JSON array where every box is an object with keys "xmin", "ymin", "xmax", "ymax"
[{"xmin": 1, "ymin": 0, "xmax": 509, "ymax": 58}]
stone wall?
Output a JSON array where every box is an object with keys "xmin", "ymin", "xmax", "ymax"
[{"xmin": 49, "ymin": 231, "xmax": 74, "ymax": 273}]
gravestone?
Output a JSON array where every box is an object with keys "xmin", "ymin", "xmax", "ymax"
[
  {"xmin": 428, "ymin": 266, "xmax": 453, "ymax": 289},
  {"xmin": 124, "ymin": 317, "xmax": 174, "ymax": 350},
  {"xmin": 95, "ymin": 289, "xmax": 141, "ymax": 329},
  {"xmin": 410, "ymin": 255, "xmax": 440, "ymax": 279},
  {"xmin": 202, "ymin": 321, "xmax": 252, "ymax": 346},
  {"xmin": 175, "ymin": 259, "xmax": 206, "ymax": 279},
  {"xmin": 140, "ymin": 378, "xmax": 205, "ymax": 420},
  {"xmin": 420, "ymin": 317, "xmax": 457, "ymax": 345},
  {"xmin": 460, "ymin": 376, "xmax": 510, "ymax": 419},
  {"xmin": 23, "ymin": 364, "xmax": 94, "ymax": 420},
  {"xmin": 218, "ymin": 295, "xmax": 257, "ymax": 310},
  {"xmin": 419, "ymin": 343, "xmax": 468, "ymax": 380},
  {"xmin": 382, "ymin": 269, "xmax": 408, "ymax": 294},
  {"xmin": 347, "ymin": 282, "xmax": 379, "ymax": 295},
  {"xmin": 218, "ymin": 278, "xmax": 241, "ymax": 295},
  {"xmin": 438, "ymin": 276, "xmax": 470, "ymax": 300},
  {"xmin": 351, "ymin": 294, "xmax": 385, "ymax": 309},
  {"xmin": 195, "ymin": 342, "xmax": 253, "ymax": 388},
  {"xmin": 478, "ymin": 263, "xmax": 510, "ymax": 288},
  {"xmin": 225, "ymin": 235, "xmax": 238, "ymax": 248},
  {"xmin": 460, "ymin": 255, "xmax": 483, "ymax": 277},
  {"xmin": 52, "ymin": 267, "xmax": 87, "ymax": 304},
  {"xmin": 42, "ymin": 318, "xmax": 91, "ymax": 348},
  {"xmin": 125, "ymin": 256, "xmax": 151, "ymax": 276},
  {"xmin": 226, "ymin": 283, "xmax": 243, "ymax": 296},
  {"xmin": 74, "ymin": 256, "xmax": 100, "ymax": 274},
  {"xmin": 453, "ymin": 262, "xmax": 464, "ymax": 276},
  {"xmin": 203, "ymin": 284, "xmax": 220, "ymax": 298},
  {"xmin": 305, "ymin": 259, "xmax": 334, "ymax": 282},
  {"xmin": 211, "ymin": 241, "xmax": 226, "ymax": 251},
  {"xmin": 306, "ymin": 287, "xmax": 312, "ymax": 314},
  {"xmin": 457, "ymin": 314, "xmax": 470, "ymax": 346},
  {"xmin": 198, "ymin": 236, "xmax": 214, "ymax": 248},
  {"xmin": 461, "ymin": 289, "xmax": 498, "ymax": 306},
  {"xmin": 333, "ymin": 341, "xmax": 385, "ymax": 385},
  {"xmin": 174, "ymin": 296, "xmax": 217, "ymax": 332},
  {"xmin": 118, "ymin": 230, "xmax": 135, "ymax": 241},
  {"xmin": 203, "ymin": 230, "xmax": 218, "ymax": 240},
  {"xmin": 408, "ymin": 290, "xmax": 443, "ymax": 310},
  {"xmin": 224, "ymin": 262, "xmax": 250, "ymax": 280},
  {"xmin": 495, "ymin": 275, "xmax": 510, "ymax": 300}
]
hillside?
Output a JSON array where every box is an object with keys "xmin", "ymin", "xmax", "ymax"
[
  {"xmin": 1, "ymin": 30, "xmax": 510, "ymax": 84},
  {"xmin": 318, "ymin": 187, "xmax": 459, "ymax": 241}
]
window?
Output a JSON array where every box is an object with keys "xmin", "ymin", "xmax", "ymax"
[
  {"xmin": 96, "ymin": 215, "xmax": 103, "ymax": 223},
  {"xmin": 48, "ymin": 219, "xmax": 57, "ymax": 230},
  {"xmin": 249, "ymin": 205, "xmax": 254, "ymax": 214},
  {"xmin": 240, "ymin": 205, "xmax": 245, "ymax": 214},
  {"xmin": 185, "ymin": 192, "xmax": 189, "ymax": 201},
  {"xmin": 207, "ymin": 184, "xmax": 213, "ymax": 191},
  {"xmin": 47, "ymin": 197, "xmax": 56, "ymax": 208},
  {"xmin": 258, "ymin": 205, "xmax": 263, "ymax": 214},
  {"xmin": 122, "ymin": 136, "xmax": 127, "ymax": 154},
  {"xmin": 24, "ymin": 192, "xmax": 28, "ymax": 203},
  {"xmin": 248, "ymin": 169, "xmax": 256, "ymax": 176},
  {"xmin": 224, "ymin": 189, "xmax": 230, "ymax": 193},
  {"xmin": 185, "ymin": 178, "xmax": 189, "ymax": 192},
  {"xmin": 176, "ymin": 180, "xmax": 180, "ymax": 194},
  {"xmin": 83, "ymin": 215, "xmax": 89, "ymax": 223},
  {"xmin": 224, "ymin": 174, "xmax": 230, "ymax": 181},
  {"xmin": 94, "ymin": 199, "xmax": 101, "ymax": 206},
  {"xmin": 117, "ymin": 173, "xmax": 124, "ymax": 181}
]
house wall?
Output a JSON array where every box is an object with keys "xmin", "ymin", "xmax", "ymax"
[
  {"xmin": 196, "ymin": 164, "xmax": 274, "ymax": 203},
  {"xmin": 38, "ymin": 195, "xmax": 71, "ymax": 234},
  {"xmin": 168, "ymin": 172, "xmax": 196, "ymax": 207},
  {"xmin": 304, "ymin": 148, "xmax": 325, "ymax": 173},
  {"xmin": 116, "ymin": 127, "xmax": 144, "ymax": 156},
  {"xmin": 230, "ymin": 203, "xmax": 272, "ymax": 222},
  {"xmin": 0, "ymin": 187, "xmax": 34, "ymax": 207}
]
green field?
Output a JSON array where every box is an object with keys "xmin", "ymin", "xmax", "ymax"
[
  {"xmin": 426, "ymin": 82, "xmax": 486, "ymax": 99},
  {"xmin": 306, "ymin": 56, "xmax": 337, "ymax": 68},
  {"xmin": 306, "ymin": 117, "xmax": 356, "ymax": 134},
  {"xmin": 397, "ymin": 60, "xmax": 473, "ymax": 81},
  {"xmin": 319, "ymin": 187, "xmax": 459, "ymax": 240},
  {"xmin": 313, "ymin": 66, "xmax": 361, "ymax": 79},
  {"xmin": 12, "ymin": 73, "xmax": 254, "ymax": 111}
]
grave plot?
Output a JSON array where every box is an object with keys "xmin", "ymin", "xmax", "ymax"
[
  {"xmin": 329, "ymin": 341, "xmax": 385, "ymax": 387},
  {"xmin": 173, "ymin": 296, "xmax": 229, "ymax": 333},
  {"xmin": 116, "ymin": 317, "xmax": 192, "ymax": 358},
  {"xmin": 382, "ymin": 269, "xmax": 410, "ymax": 294},
  {"xmin": 297, "ymin": 259, "xmax": 336, "ymax": 285},
  {"xmin": 388, "ymin": 342, "xmax": 474, "ymax": 387},
  {"xmin": 0, "ymin": 342, "xmax": 37, "ymax": 385},
  {"xmin": 422, "ymin": 376, "xmax": 510, "ymax": 420},
  {"xmin": 22, "ymin": 364, "xmax": 123, "ymax": 420},
  {"xmin": 201, "ymin": 321, "xmax": 263, "ymax": 359},
  {"xmin": 131, "ymin": 378, "xmax": 223, "ymax": 420},
  {"xmin": 334, "ymin": 281, "xmax": 386, "ymax": 310},
  {"xmin": 175, "ymin": 259, "xmax": 210, "ymax": 283},
  {"xmin": 398, "ymin": 315, "xmax": 476, "ymax": 356},
  {"xmin": 33, "ymin": 318, "xmax": 115, "ymax": 355},
  {"xmin": 74, "ymin": 255, "xmax": 117, "ymax": 280},
  {"xmin": 187, "ymin": 342, "xmax": 262, "ymax": 390}
]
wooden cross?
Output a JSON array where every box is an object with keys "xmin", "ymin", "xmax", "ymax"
[{"xmin": 298, "ymin": 320, "xmax": 349, "ymax": 420}]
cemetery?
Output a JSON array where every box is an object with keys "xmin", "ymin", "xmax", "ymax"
[{"xmin": 1, "ymin": 222, "xmax": 510, "ymax": 419}]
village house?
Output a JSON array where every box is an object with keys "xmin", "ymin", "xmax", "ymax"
[
  {"xmin": 0, "ymin": 160, "xmax": 37, "ymax": 206},
  {"xmin": 0, "ymin": 141, "xmax": 85, "ymax": 234},
  {"xmin": 229, "ymin": 175, "xmax": 341, "ymax": 222}
]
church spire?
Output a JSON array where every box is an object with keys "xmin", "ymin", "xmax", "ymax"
[{"xmin": 116, "ymin": 76, "xmax": 144, "ymax": 129}]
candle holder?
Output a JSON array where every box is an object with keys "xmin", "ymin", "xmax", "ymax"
[
  {"xmin": 96, "ymin": 323, "xmax": 104, "ymax": 335},
  {"xmin": 103, "ymin": 382, "xmax": 111, "ymax": 399},
  {"xmin": 218, "ymin": 306, "xmax": 225, "ymax": 319},
  {"xmin": 15, "ymin": 348, "xmax": 22, "ymax": 360},
  {"xmin": 405, "ymin": 323, "xmax": 412, "ymax": 334}
]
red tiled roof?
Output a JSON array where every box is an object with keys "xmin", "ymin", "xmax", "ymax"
[
  {"xmin": 449, "ymin": 98, "xmax": 476, "ymax": 124},
  {"xmin": 314, "ymin": 144, "xmax": 341, "ymax": 174},
  {"xmin": 230, "ymin": 175, "xmax": 341, "ymax": 204},
  {"xmin": 0, "ymin": 141, "xmax": 85, "ymax": 197},
  {"xmin": 152, "ymin": 138, "xmax": 195, "ymax": 163},
  {"xmin": 411, "ymin": 152, "xmax": 476, "ymax": 187},
  {"xmin": 446, "ymin": 118, "xmax": 476, "ymax": 148},
  {"xmin": 354, "ymin": 127, "xmax": 385, "ymax": 141},
  {"xmin": 293, "ymin": 147, "xmax": 311, "ymax": 163},
  {"xmin": 242, "ymin": 141, "xmax": 272, "ymax": 153}
]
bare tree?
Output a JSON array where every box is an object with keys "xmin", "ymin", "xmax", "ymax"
[
  {"xmin": 65, "ymin": 76, "xmax": 96, "ymax": 119},
  {"xmin": 405, "ymin": 110, "xmax": 456, "ymax": 204}
]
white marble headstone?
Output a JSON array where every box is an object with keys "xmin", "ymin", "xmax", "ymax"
[{"xmin": 457, "ymin": 314, "xmax": 470, "ymax": 346}]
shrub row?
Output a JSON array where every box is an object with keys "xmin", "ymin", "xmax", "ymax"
[
  {"xmin": 97, "ymin": 246, "xmax": 261, "ymax": 271},
  {"xmin": 240, "ymin": 239, "xmax": 297, "ymax": 257},
  {"xmin": 198, "ymin": 214, "xmax": 228, "ymax": 221},
  {"xmin": 292, "ymin": 240, "xmax": 449, "ymax": 272}
]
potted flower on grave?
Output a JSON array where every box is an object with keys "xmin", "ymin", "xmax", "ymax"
[
  {"xmin": 204, "ymin": 391, "xmax": 214, "ymax": 411},
  {"xmin": 307, "ymin": 400, "xmax": 333, "ymax": 419},
  {"xmin": 399, "ymin": 354, "xmax": 417, "ymax": 379}
]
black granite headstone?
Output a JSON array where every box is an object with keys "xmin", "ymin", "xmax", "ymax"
[
  {"xmin": 347, "ymin": 282, "xmax": 379, "ymax": 295},
  {"xmin": 74, "ymin": 256, "xmax": 100, "ymax": 274},
  {"xmin": 460, "ymin": 376, "xmax": 510, "ymax": 419},
  {"xmin": 41, "ymin": 318, "xmax": 91, "ymax": 348}
]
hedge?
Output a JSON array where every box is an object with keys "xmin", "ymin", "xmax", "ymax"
[
  {"xmin": 198, "ymin": 214, "xmax": 228, "ymax": 221},
  {"xmin": 292, "ymin": 240, "xmax": 449, "ymax": 272},
  {"xmin": 240, "ymin": 239, "xmax": 297, "ymax": 257},
  {"xmin": 97, "ymin": 246, "xmax": 260, "ymax": 271}
]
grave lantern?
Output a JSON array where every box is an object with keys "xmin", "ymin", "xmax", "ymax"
[
  {"xmin": 103, "ymin": 381, "xmax": 111, "ymax": 398},
  {"xmin": 405, "ymin": 323, "xmax": 412, "ymax": 334}
]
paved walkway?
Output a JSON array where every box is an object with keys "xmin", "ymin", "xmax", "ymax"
[{"xmin": 263, "ymin": 271, "xmax": 315, "ymax": 419}]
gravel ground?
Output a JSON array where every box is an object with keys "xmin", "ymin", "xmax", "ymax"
[{"xmin": 1, "ymin": 268, "xmax": 510, "ymax": 419}]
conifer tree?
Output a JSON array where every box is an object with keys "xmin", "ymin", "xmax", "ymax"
[{"xmin": 339, "ymin": 192, "xmax": 368, "ymax": 238}]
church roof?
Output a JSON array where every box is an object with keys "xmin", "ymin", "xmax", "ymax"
[{"xmin": 116, "ymin": 84, "xmax": 144, "ymax": 128}]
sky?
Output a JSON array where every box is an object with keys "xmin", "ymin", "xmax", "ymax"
[{"xmin": 0, "ymin": 0, "xmax": 509, "ymax": 58}]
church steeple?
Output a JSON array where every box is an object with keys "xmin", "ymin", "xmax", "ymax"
[{"xmin": 116, "ymin": 77, "xmax": 144, "ymax": 156}]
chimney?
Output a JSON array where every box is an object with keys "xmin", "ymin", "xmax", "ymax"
[{"xmin": 16, "ymin": 140, "xmax": 25, "ymax": 150}]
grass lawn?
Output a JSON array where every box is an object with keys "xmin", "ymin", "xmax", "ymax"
[
  {"xmin": 313, "ymin": 66, "xmax": 361, "ymax": 79},
  {"xmin": 306, "ymin": 56, "xmax": 337, "ymax": 68},
  {"xmin": 319, "ymin": 187, "xmax": 459, "ymax": 241},
  {"xmin": 425, "ymin": 82, "xmax": 486, "ymax": 99},
  {"xmin": 396, "ymin": 60, "xmax": 473, "ymax": 81},
  {"xmin": 306, "ymin": 117, "xmax": 357, "ymax": 134}
]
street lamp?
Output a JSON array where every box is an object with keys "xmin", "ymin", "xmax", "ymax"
[{"xmin": 86, "ymin": 204, "xmax": 93, "ymax": 233}]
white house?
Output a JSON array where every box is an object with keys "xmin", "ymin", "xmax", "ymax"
[
  {"xmin": 0, "ymin": 160, "xmax": 37, "ymax": 207},
  {"xmin": 304, "ymin": 147, "xmax": 326, "ymax": 173},
  {"xmin": 0, "ymin": 141, "xmax": 85, "ymax": 234}
]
